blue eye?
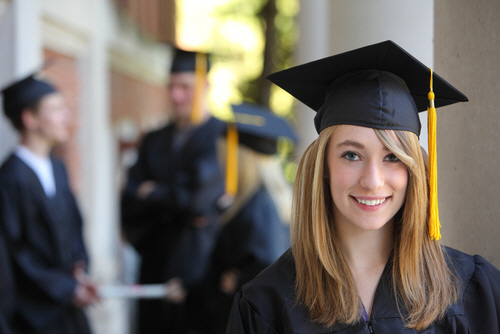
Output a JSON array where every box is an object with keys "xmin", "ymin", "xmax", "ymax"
[
  {"xmin": 342, "ymin": 151, "xmax": 360, "ymax": 161},
  {"xmin": 385, "ymin": 153, "xmax": 400, "ymax": 162}
]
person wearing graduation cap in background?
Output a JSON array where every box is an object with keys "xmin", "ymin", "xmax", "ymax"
[
  {"xmin": 187, "ymin": 103, "xmax": 297, "ymax": 334},
  {"xmin": 0, "ymin": 73, "xmax": 99, "ymax": 334},
  {"xmin": 120, "ymin": 47, "xmax": 226, "ymax": 333},
  {"xmin": 225, "ymin": 40, "xmax": 500, "ymax": 333}
]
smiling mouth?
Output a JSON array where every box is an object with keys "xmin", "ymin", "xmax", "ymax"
[{"xmin": 354, "ymin": 197, "xmax": 388, "ymax": 206}]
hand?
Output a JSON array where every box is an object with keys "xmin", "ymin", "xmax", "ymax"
[
  {"xmin": 136, "ymin": 180, "xmax": 158, "ymax": 199},
  {"xmin": 190, "ymin": 216, "xmax": 209, "ymax": 228},
  {"xmin": 164, "ymin": 277, "xmax": 186, "ymax": 304},
  {"xmin": 219, "ymin": 268, "xmax": 240, "ymax": 295},
  {"xmin": 72, "ymin": 282, "xmax": 99, "ymax": 307},
  {"xmin": 72, "ymin": 261, "xmax": 99, "ymax": 307}
]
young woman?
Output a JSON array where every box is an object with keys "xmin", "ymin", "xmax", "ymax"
[
  {"xmin": 190, "ymin": 103, "xmax": 296, "ymax": 334},
  {"xmin": 0, "ymin": 74, "xmax": 98, "ymax": 334},
  {"xmin": 225, "ymin": 41, "xmax": 500, "ymax": 333}
]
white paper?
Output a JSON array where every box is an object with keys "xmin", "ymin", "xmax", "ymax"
[{"xmin": 99, "ymin": 284, "xmax": 168, "ymax": 299}]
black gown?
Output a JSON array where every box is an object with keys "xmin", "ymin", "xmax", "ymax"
[
  {"xmin": 190, "ymin": 186, "xmax": 290, "ymax": 334},
  {"xmin": 121, "ymin": 116, "xmax": 226, "ymax": 333},
  {"xmin": 0, "ymin": 154, "xmax": 91, "ymax": 334},
  {"xmin": 226, "ymin": 247, "xmax": 500, "ymax": 333}
]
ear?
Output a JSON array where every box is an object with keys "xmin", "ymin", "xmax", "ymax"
[{"xmin": 21, "ymin": 108, "xmax": 39, "ymax": 130}]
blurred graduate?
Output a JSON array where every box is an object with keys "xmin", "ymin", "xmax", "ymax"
[
  {"xmin": 0, "ymin": 73, "xmax": 98, "ymax": 334},
  {"xmin": 120, "ymin": 48, "xmax": 226, "ymax": 333},
  {"xmin": 188, "ymin": 103, "xmax": 297, "ymax": 334}
]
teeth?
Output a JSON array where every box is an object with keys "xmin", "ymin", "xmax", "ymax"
[{"xmin": 356, "ymin": 198, "xmax": 386, "ymax": 206}]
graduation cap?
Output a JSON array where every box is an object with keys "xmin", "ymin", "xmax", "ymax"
[
  {"xmin": 170, "ymin": 47, "xmax": 211, "ymax": 124},
  {"xmin": 232, "ymin": 103, "xmax": 298, "ymax": 154},
  {"xmin": 224, "ymin": 103, "xmax": 297, "ymax": 198},
  {"xmin": 267, "ymin": 40, "xmax": 469, "ymax": 240},
  {"xmin": 1, "ymin": 73, "xmax": 57, "ymax": 122},
  {"xmin": 170, "ymin": 48, "xmax": 211, "ymax": 73}
]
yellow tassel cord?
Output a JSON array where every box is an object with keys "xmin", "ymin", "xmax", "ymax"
[
  {"xmin": 428, "ymin": 69, "xmax": 441, "ymax": 240},
  {"xmin": 190, "ymin": 53, "xmax": 207, "ymax": 124},
  {"xmin": 225, "ymin": 123, "xmax": 239, "ymax": 197}
]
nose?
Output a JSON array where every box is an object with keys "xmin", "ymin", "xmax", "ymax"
[
  {"xmin": 169, "ymin": 86, "xmax": 184, "ymax": 104},
  {"xmin": 359, "ymin": 161, "xmax": 384, "ymax": 191}
]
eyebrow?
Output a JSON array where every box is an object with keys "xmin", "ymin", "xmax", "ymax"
[
  {"xmin": 336, "ymin": 140, "xmax": 364, "ymax": 149},
  {"xmin": 336, "ymin": 139, "xmax": 392, "ymax": 152}
]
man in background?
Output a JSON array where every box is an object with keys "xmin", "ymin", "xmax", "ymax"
[
  {"xmin": 0, "ymin": 73, "xmax": 98, "ymax": 334},
  {"xmin": 121, "ymin": 48, "xmax": 225, "ymax": 333}
]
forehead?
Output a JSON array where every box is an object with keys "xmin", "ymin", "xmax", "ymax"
[
  {"xmin": 168, "ymin": 72, "xmax": 197, "ymax": 86},
  {"xmin": 329, "ymin": 124, "xmax": 401, "ymax": 149},
  {"xmin": 38, "ymin": 92, "xmax": 65, "ymax": 105}
]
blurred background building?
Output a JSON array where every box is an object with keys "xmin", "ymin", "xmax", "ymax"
[{"xmin": 1, "ymin": 0, "xmax": 499, "ymax": 333}]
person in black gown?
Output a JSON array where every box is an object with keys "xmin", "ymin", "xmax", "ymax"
[
  {"xmin": 189, "ymin": 103, "xmax": 297, "ymax": 334},
  {"xmin": 120, "ymin": 48, "xmax": 226, "ymax": 333},
  {"xmin": 0, "ymin": 74, "xmax": 99, "ymax": 334},
  {"xmin": 226, "ymin": 41, "xmax": 500, "ymax": 333}
]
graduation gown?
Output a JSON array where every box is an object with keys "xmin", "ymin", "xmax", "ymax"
[
  {"xmin": 226, "ymin": 247, "xmax": 500, "ymax": 333},
  {"xmin": 121, "ymin": 116, "xmax": 225, "ymax": 333},
  {"xmin": 190, "ymin": 186, "xmax": 290, "ymax": 334},
  {"xmin": 122, "ymin": 116, "xmax": 225, "ymax": 285},
  {"xmin": 0, "ymin": 154, "xmax": 91, "ymax": 334}
]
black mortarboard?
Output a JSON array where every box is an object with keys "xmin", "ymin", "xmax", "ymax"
[
  {"xmin": 170, "ymin": 48, "xmax": 210, "ymax": 73},
  {"xmin": 267, "ymin": 40, "xmax": 468, "ymax": 136},
  {"xmin": 1, "ymin": 73, "xmax": 57, "ymax": 120},
  {"xmin": 232, "ymin": 103, "xmax": 298, "ymax": 155}
]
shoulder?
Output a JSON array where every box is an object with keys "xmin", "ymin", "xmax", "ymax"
[
  {"xmin": 445, "ymin": 247, "xmax": 500, "ymax": 331},
  {"xmin": 0, "ymin": 154, "xmax": 29, "ymax": 183},
  {"xmin": 240, "ymin": 249, "xmax": 296, "ymax": 311},
  {"xmin": 235, "ymin": 250, "xmax": 324, "ymax": 332},
  {"xmin": 197, "ymin": 116, "xmax": 226, "ymax": 137},
  {"xmin": 443, "ymin": 246, "xmax": 476, "ymax": 283},
  {"xmin": 444, "ymin": 246, "xmax": 500, "ymax": 287},
  {"xmin": 142, "ymin": 123, "xmax": 173, "ymax": 142}
]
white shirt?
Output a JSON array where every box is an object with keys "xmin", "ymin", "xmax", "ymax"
[{"xmin": 14, "ymin": 145, "xmax": 56, "ymax": 197}]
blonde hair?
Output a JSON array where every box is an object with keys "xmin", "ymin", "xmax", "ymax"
[
  {"xmin": 218, "ymin": 139, "xmax": 292, "ymax": 225},
  {"xmin": 291, "ymin": 125, "xmax": 458, "ymax": 330}
]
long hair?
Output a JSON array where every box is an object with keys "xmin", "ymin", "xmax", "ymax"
[
  {"xmin": 291, "ymin": 125, "xmax": 458, "ymax": 330},
  {"xmin": 217, "ymin": 139, "xmax": 292, "ymax": 225}
]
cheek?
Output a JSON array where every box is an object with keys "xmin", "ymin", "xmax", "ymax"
[
  {"xmin": 328, "ymin": 165, "xmax": 354, "ymax": 201},
  {"xmin": 392, "ymin": 167, "xmax": 409, "ymax": 200}
]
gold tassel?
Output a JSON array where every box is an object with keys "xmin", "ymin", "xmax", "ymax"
[
  {"xmin": 428, "ymin": 69, "xmax": 441, "ymax": 240},
  {"xmin": 225, "ymin": 123, "xmax": 238, "ymax": 197},
  {"xmin": 190, "ymin": 53, "xmax": 207, "ymax": 124}
]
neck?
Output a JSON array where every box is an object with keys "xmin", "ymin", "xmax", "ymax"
[
  {"xmin": 341, "ymin": 221, "xmax": 394, "ymax": 270},
  {"xmin": 340, "ymin": 221, "xmax": 394, "ymax": 317},
  {"xmin": 20, "ymin": 133, "xmax": 53, "ymax": 158}
]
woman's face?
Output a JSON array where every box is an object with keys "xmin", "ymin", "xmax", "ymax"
[{"xmin": 326, "ymin": 125, "xmax": 408, "ymax": 234}]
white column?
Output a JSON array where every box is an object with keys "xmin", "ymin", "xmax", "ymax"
[
  {"xmin": 0, "ymin": 0, "xmax": 42, "ymax": 162},
  {"xmin": 294, "ymin": 0, "xmax": 331, "ymax": 156},
  {"xmin": 77, "ymin": 1, "xmax": 125, "ymax": 333}
]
